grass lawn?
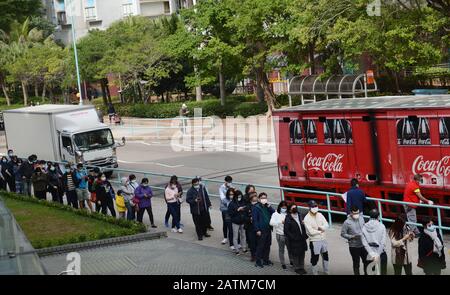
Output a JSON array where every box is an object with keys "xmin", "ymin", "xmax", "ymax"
[{"xmin": 3, "ymin": 197, "xmax": 139, "ymax": 248}]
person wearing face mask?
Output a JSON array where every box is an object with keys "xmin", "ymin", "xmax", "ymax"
[
  {"xmin": 341, "ymin": 206, "xmax": 368, "ymax": 275},
  {"xmin": 18, "ymin": 154, "xmax": 37, "ymax": 196},
  {"xmin": 389, "ymin": 215, "xmax": 414, "ymax": 275},
  {"xmin": 47, "ymin": 162, "xmax": 63, "ymax": 203},
  {"xmin": 7, "ymin": 149, "xmax": 14, "ymax": 161},
  {"xmin": 284, "ymin": 203, "xmax": 308, "ymax": 275},
  {"xmin": 119, "ymin": 176, "xmax": 133, "ymax": 220},
  {"xmin": 252, "ymin": 192, "xmax": 275, "ymax": 268},
  {"xmin": 165, "ymin": 178, "xmax": 183, "ymax": 233},
  {"xmin": 418, "ymin": 218, "xmax": 446, "ymax": 275},
  {"xmin": 164, "ymin": 175, "xmax": 184, "ymax": 228},
  {"xmin": 219, "ymin": 175, "xmax": 234, "ymax": 246},
  {"xmin": 74, "ymin": 163, "xmax": 92, "ymax": 211},
  {"xmin": 63, "ymin": 164, "xmax": 78, "ymax": 208},
  {"xmin": 304, "ymin": 200, "xmax": 330, "ymax": 275},
  {"xmin": 197, "ymin": 177, "xmax": 213, "ymax": 232},
  {"xmin": 126, "ymin": 174, "xmax": 139, "ymax": 220},
  {"xmin": 361, "ymin": 209, "xmax": 387, "ymax": 275},
  {"xmin": 345, "ymin": 179, "xmax": 367, "ymax": 215},
  {"xmin": 270, "ymin": 201, "xmax": 292, "ymax": 270},
  {"xmin": 95, "ymin": 173, "xmax": 116, "ymax": 217},
  {"xmin": 134, "ymin": 178, "xmax": 156, "ymax": 227},
  {"xmin": 228, "ymin": 190, "xmax": 248, "ymax": 255},
  {"xmin": 0, "ymin": 156, "xmax": 10, "ymax": 191},
  {"xmin": 11, "ymin": 157, "xmax": 23, "ymax": 194},
  {"xmin": 186, "ymin": 178, "xmax": 212, "ymax": 241},
  {"xmin": 88, "ymin": 168, "xmax": 100, "ymax": 212},
  {"xmin": 31, "ymin": 167, "xmax": 48, "ymax": 200}
]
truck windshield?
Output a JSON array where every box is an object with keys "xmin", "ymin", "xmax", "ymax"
[{"xmin": 73, "ymin": 129, "xmax": 114, "ymax": 151}]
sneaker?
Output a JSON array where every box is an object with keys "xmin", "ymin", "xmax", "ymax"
[
  {"xmin": 204, "ymin": 233, "xmax": 211, "ymax": 238},
  {"xmin": 198, "ymin": 236, "xmax": 203, "ymax": 241},
  {"xmin": 151, "ymin": 224, "xmax": 157, "ymax": 228},
  {"xmin": 282, "ymin": 264, "xmax": 287, "ymax": 270},
  {"xmin": 255, "ymin": 260, "xmax": 264, "ymax": 268},
  {"xmin": 235, "ymin": 251, "xmax": 241, "ymax": 256},
  {"xmin": 164, "ymin": 221, "xmax": 170, "ymax": 228},
  {"xmin": 230, "ymin": 246, "xmax": 235, "ymax": 251},
  {"xmin": 242, "ymin": 248, "xmax": 248, "ymax": 253},
  {"xmin": 171, "ymin": 228, "xmax": 177, "ymax": 233},
  {"xmin": 178, "ymin": 228, "xmax": 183, "ymax": 233},
  {"xmin": 263, "ymin": 260, "xmax": 273, "ymax": 266},
  {"xmin": 221, "ymin": 238, "xmax": 228, "ymax": 245}
]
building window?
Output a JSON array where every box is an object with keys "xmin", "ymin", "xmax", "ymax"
[
  {"xmin": 123, "ymin": 0, "xmax": 134, "ymax": 16},
  {"xmin": 164, "ymin": 1, "xmax": 170, "ymax": 13},
  {"xmin": 397, "ymin": 117, "xmax": 431, "ymax": 146},
  {"xmin": 85, "ymin": 0, "xmax": 96, "ymax": 20},
  {"xmin": 439, "ymin": 117, "xmax": 450, "ymax": 146}
]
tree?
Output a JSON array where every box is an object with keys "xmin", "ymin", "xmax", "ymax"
[
  {"xmin": 180, "ymin": 0, "xmax": 244, "ymax": 106},
  {"xmin": 0, "ymin": 0, "xmax": 42, "ymax": 33},
  {"xmin": 326, "ymin": 0, "xmax": 447, "ymax": 92},
  {"xmin": 227, "ymin": 0, "xmax": 291, "ymax": 113}
]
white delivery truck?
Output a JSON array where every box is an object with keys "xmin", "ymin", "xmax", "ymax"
[{"xmin": 3, "ymin": 104, "xmax": 125, "ymax": 173}]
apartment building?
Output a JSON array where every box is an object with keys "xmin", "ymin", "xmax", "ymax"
[{"xmin": 42, "ymin": 0, "xmax": 196, "ymax": 44}]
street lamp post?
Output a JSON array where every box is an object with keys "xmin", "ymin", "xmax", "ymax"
[{"xmin": 68, "ymin": 0, "xmax": 83, "ymax": 105}]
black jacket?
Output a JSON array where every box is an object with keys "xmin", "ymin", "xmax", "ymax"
[
  {"xmin": 18, "ymin": 161, "xmax": 34, "ymax": 179},
  {"xmin": 284, "ymin": 213, "xmax": 308, "ymax": 254},
  {"xmin": 95, "ymin": 180, "xmax": 114, "ymax": 203},
  {"xmin": 418, "ymin": 231, "xmax": 446, "ymax": 272},
  {"xmin": 47, "ymin": 170, "xmax": 61, "ymax": 187},
  {"xmin": 228, "ymin": 199, "xmax": 249, "ymax": 225},
  {"xmin": 186, "ymin": 185, "xmax": 211, "ymax": 215}
]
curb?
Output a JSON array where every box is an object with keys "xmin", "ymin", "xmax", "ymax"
[{"xmin": 36, "ymin": 231, "xmax": 167, "ymax": 257}]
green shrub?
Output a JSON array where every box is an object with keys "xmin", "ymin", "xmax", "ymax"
[{"xmin": 0, "ymin": 191, "xmax": 147, "ymax": 249}]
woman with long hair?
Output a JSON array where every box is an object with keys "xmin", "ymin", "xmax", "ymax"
[{"xmin": 388, "ymin": 215, "xmax": 414, "ymax": 275}]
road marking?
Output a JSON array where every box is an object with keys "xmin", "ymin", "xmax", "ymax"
[{"xmin": 118, "ymin": 160, "xmax": 184, "ymax": 168}]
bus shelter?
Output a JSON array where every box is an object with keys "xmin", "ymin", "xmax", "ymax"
[{"xmin": 287, "ymin": 74, "xmax": 378, "ymax": 106}]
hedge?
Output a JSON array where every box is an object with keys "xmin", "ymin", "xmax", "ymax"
[
  {"xmin": 1, "ymin": 191, "xmax": 147, "ymax": 249},
  {"xmin": 95, "ymin": 95, "xmax": 270, "ymax": 118}
]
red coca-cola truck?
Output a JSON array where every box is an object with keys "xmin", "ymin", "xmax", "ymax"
[{"xmin": 273, "ymin": 95, "xmax": 450, "ymax": 222}]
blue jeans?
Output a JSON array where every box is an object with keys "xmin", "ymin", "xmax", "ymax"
[
  {"xmin": 168, "ymin": 202, "xmax": 181, "ymax": 229},
  {"xmin": 22, "ymin": 179, "xmax": 32, "ymax": 196},
  {"xmin": 15, "ymin": 180, "xmax": 23, "ymax": 194},
  {"xmin": 126, "ymin": 201, "xmax": 135, "ymax": 221}
]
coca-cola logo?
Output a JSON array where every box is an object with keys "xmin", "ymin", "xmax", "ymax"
[
  {"xmin": 302, "ymin": 153, "xmax": 344, "ymax": 172},
  {"xmin": 412, "ymin": 155, "xmax": 450, "ymax": 178}
]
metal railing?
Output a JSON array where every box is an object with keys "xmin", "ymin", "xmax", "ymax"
[{"xmin": 64, "ymin": 163, "xmax": 450, "ymax": 236}]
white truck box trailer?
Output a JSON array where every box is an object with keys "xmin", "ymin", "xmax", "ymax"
[{"xmin": 3, "ymin": 105, "xmax": 124, "ymax": 170}]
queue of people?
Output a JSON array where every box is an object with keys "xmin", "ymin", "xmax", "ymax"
[{"xmin": 0, "ymin": 155, "xmax": 447, "ymax": 275}]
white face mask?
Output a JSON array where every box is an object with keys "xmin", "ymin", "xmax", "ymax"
[
  {"xmin": 310, "ymin": 207, "xmax": 319, "ymax": 214},
  {"xmin": 352, "ymin": 214, "xmax": 360, "ymax": 220},
  {"xmin": 280, "ymin": 208, "xmax": 287, "ymax": 214},
  {"xmin": 101, "ymin": 177, "xmax": 106, "ymax": 181},
  {"xmin": 142, "ymin": 183, "xmax": 148, "ymax": 187},
  {"xmin": 260, "ymin": 199, "xmax": 268, "ymax": 205}
]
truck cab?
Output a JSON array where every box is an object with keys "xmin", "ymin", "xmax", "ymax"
[{"xmin": 3, "ymin": 104, "xmax": 125, "ymax": 172}]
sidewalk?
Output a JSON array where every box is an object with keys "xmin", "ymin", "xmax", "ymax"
[{"xmin": 129, "ymin": 191, "xmax": 450, "ymax": 275}]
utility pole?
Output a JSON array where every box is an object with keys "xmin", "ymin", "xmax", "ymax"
[{"xmin": 68, "ymin": 0, "xmax": 83, "ymax": 105}]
